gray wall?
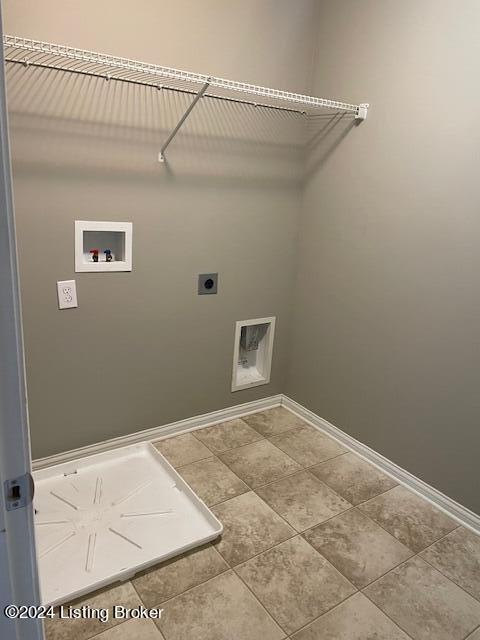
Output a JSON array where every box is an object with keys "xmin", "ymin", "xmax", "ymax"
[
  {"xmin": 287, "ymin": 0, "xmax": 480, "ymax": 513},
  {"xmin": 4, "ymin": 0, "xmax": 316, "ymax": 458},
  {"xmin": 6, "ymin": 0, "xmax": 480, "ymax": 516}
]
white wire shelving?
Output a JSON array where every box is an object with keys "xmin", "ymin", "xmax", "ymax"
[{"xmin": 3, "ymin": 35, "xmax": 369, "ymax": 162}]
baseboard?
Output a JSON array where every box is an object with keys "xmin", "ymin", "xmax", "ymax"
[
  {"xmin": 32, "ymin": 394, "xmax": 282, "ymax": 471},
  {"xmin": 281, "ymin": 395, "xmax": 480, "ymax": 535},
  {"xmin": 32, "ymin": 391, "xmax": 480, "ymax": 535}
]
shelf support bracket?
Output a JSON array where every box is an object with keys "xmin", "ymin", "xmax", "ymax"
[
  {"xmin": 158, "ymin": 79, "xmax": 211, "ymax": 162},
  {"xmin": 355, "ymin": 103, "xmax": 369, "ymax": 121}
]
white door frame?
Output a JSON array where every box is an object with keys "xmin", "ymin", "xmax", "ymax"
[{"xmin": 0, "ymin": 6, "xmax": 44, "ymax": 639}]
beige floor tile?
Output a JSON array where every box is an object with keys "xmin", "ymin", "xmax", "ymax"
[
  {"xmin": 466, "ymin": 628, "xmax": 480, "ymax": 639},
  {"xmin": 358, "ymin": 486, "xmax": 458, "ymax": 552},
  {"xmin": 303, "ymin": 508, "xmax": 413, "ymax": 588},
  {"xmin": 157, "ymin": 570, "xmax": 285, "ymax": 640},
  {"xmin": 364, "ymin": 556, "xmax": 480, "ymax": 640},
  {"xmin": 310, "ymin": 452, "xmax": 397, "ymax": 505},
  {"xmin": 269, "ymin": 426, "xmax": 346, "ymax": 467},
  {"xmin": 211, "ymin": 491, "xmax": 295, "ymax": 565},
  {"xmin": 291, "ymin": 592, "xmax": 409, "ymax": 640},
  {"xmin": 93, "ymin": 619, "xmax": 164, "ymax": 639},
  {"xmin": 219, "ymin": 439, "xmax": 301, "ymax": 488},
  {"xmin": 236, "ymin": 536, "xmax": 355, "ymax": 635},
  {"xmin": 45, "ymin": 582, "xmax": 141, "ymax": 640},
  {"xmin": 256, "ymin": 471, "xmax": 351, "ymax": 532},
  {"xmin": 153, "ymin": 433, "xmax": 211, "ymax": 468},
  {"xmin": 420, "ymin": 527, "xmax": 480, "ymax": 600},
  {"xmin": 193, "ymin": 418, "xmax": 263, "ymax": 453},
  {"xmin": 243, "ymin": 407, "xmax": 307, "ymax": 437},
  {"xmin": 132, "ymin": 544, "xmax": 228, "ymax": 607},
  {"xmin": 177, "ymin": 456, "xmax": 249, "ymax": 505}
]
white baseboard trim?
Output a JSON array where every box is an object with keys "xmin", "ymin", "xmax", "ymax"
[
  {"xmin": 32, "ymin": 392, "xmax": 480, "ymax": 535},
  {"xmin": 32, "ymin": 394, "xmax": 282, "ymax": 471},
  {"xmin": 281, "ymin": 395, "xmax": 480, "ymax": 535}
]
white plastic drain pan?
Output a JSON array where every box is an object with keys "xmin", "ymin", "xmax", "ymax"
[{"xmin": 33, "ymin": 442, "xmax": 223, "ymax": 606}]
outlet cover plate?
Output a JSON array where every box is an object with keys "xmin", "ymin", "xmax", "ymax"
[
  {"xmin": 57, "ymin": 280, "xmax": 78, "ymax": 309},
  {"xmin": 198, "ymin": 273, "xmax": 218, "ymax": 295}
]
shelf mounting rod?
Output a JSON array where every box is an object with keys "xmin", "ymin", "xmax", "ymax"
[{"xmin": 158, "ymin": 79, "xmax": 210, "ymax": 162}]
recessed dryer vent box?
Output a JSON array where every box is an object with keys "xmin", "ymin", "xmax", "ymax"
[
  {"xmin": 232, "ymin": 316, "xmax": 276, "ymax": 391},
  {"xmin": 33, "ymin": 442, "xmax": 222, "ymax": 606},
  {"xmin": 75, "ymin": 221, "xmax": 132, "ymax": 272}
]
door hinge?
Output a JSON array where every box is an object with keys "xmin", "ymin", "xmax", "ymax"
[{"xmin": 4, "ymin": 473, "xmax": 35, "ymax": 511}]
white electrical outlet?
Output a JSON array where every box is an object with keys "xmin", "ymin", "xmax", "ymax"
[{"xmin": 57, "ymin": 280, "xmax": 78, "ymax": 309}]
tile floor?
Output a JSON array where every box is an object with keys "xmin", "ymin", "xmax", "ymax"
[{"xmin": 44, "ymin": 407, "xmax": 480, "ymax": 640}]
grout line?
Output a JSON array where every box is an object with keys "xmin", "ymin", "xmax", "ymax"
[
  {"xmin": 217, "ymin": 433, "xmax": 303, "ymax": 466},
  {"xmin": 215, "ymin": 524, "xmax": 299, "ymax": 570},
  {"xmin": 419, "ymin": 548, "xmax": 480, "ymax": 605},
  {"xmin": 216, "ymin": 450, "xmax": 303, "ymax": 491},
  {"xmin": 206, "ymin": 486, "xmax": 250, "ymax": 508},
  {"xmin": 176, "ymin": 410, "xmax": 316, "ymax": 458},
  {"xmin": 191, "ymin": 418, "xmax": 268, "ymax": 452},
  {"xmin": 416, "ymin": 524, "xmax": 463, "ymax": 555},
  {"xmin": 300, "ymin": 505, "xmax": 356, "ymax": 537},
  {"xmin": 251, "ymin": 451, "xmax": 348, "ymax": 491},
  {"xmin": 69, "ymin": 596, "xmax": 154, "ymax": 640},
  {"xmin": 84, "ymin": 620, "xmax": 130, "ymax": 640},
  {"xmin": 192, "ymin": 434, "xmax": 266, "ymax": 456},
  {"xmin": 285, "ymin": 590, "xmax": 396, "ymax": 640},
  {"xmin": 130, "ymin": 578, "xmax": 148, "ymax": 607},
  {"xmin": 416, "ymin": 532, "xmax": 480, "ymax": 612},
  {"xmin": 175, "ymin": 453, "xmax": 217, "ymax": 471},
  {"xmin": 461, "ymin": 624, "xmax": 480, "ymax": 640},
  {"xmin": 172, "ymin": 417, "xmax": 396, "ymax": 527},
  {"xmin": 188, "ymin": 428, "xmax": 259, "ymax": 456},
  {"xmin": 361, "ymin": 536, "xmax": 480, "ymax": 640},
  {"xmin": 229, "ymin": 531, "xmax": 299, "ymax": 572},
  {"xmin": 360, "ymin": 588, "xmax": 416, "ymax": 640},
  {"xmin": 164, "ymin": 411, "xmax": 350, "ymax": 494},
  {"xmin": 150, "ymin": 568, "xmax": 236, "ymax": 609},
  {"xmin": 125, "ymin": 584, "xmax": 171, "ymax": 639},
  {"xmin": 138, "ymin": 549, "xmax": 231, "ymax": 611},
  {"xmin": 129, "ymin": 523, "xmax": 333, "ymax": 622},
  {"xmin": 130, "ymin": 576, "xmax": 158, "ymax": 609},
  {"xmin": 297, "ymin": 508, "xmax": 436, "ymax": 597},
  {"xmin": 337, "ymin": 484, "xmax": 400, "ymax": 508},
  {"xmin": 231, "ymin": 533, "xmax": 358, "ymax": 638},
  {"xmin": 356, "ymin": 514, "xmax": 458, "ymax": 606},
  {"xmin": 320, "ymin": 522, "xmax": 416, "ymax": 589},
  {"xmin": 206, "ymin": 500, "xmax": 292, "ymax": 573},
  {"xmin": 174, "ymin": 454, "xmax": 251, "ymax": 507},
  {"xmin": 349, "ymin": 485, "xmax": 462, "ymax": 557},
  {"xmin": 232, "ymin": 566, "xmax": 292, "ymax": 637},
  {"xmin": 213, "ymin": 437, "xmax": 349, "ymax": 493},
  {"xmin": 252, "ymin": 423, "xmax": 309, "ymax": 439}
]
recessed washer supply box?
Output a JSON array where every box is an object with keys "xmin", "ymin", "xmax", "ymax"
[
  {"xmin": 232, "ymin": 316, "xmax": 276, "ymax": 392},
  {"xmin": 75, "ymin": 221, "xmax": 132, "ymax": 272},
  {"xmin": 33, "ymin": 442, "xmax": 222, "ymax": 606}
]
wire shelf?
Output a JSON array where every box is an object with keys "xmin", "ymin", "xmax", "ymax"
[
  {"xmin": 3, "ymin": 34, "xmax": 368, "ymax": 162},
  {"xmin": 3, "ymin": 35, "xmax": 367, "ymax": 117}
]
